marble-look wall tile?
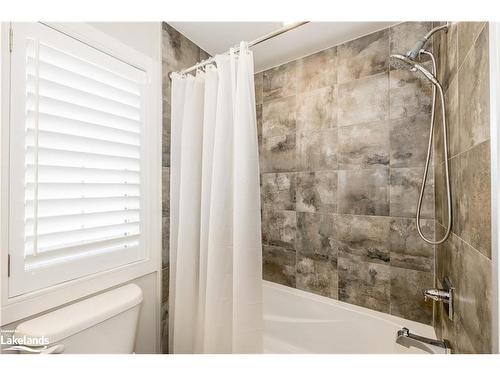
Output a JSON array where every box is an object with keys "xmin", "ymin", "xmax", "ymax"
[
  {"xmin": 457, "ymin": 22, "xmax": 486, "ymax": 64},
  {"xmin": 162, "ymin": 24, "xmax": 204, "ymax": 170},
  {"xmin": 390, "ymin": 114, "xmax": 431, "ymax": 168},
  {"xmin": 263, "ymin": 61, "xmax": 297, "ymax": 101},
  {"xmin": 199, "ymin": 48, "xmax": 210, "ymax": 61},
  {"xmin": 338, "ymin": 255, "xmax": 391, "ymax": 313},
  {"xmin": 336, "ymin": 215, "xmax": 390, "ymax": 264},
  {"xmin": 261, "ymin": 172, "xmax": 295, "ymax": 211},
  {"xmin": 261, "ymin": 134, "xmax": 296, "ymax": 173},
  {"xmin": 458, "ymin": 24, "xmax": 490, "ymax": 153},
  {"xmin": 296, "ymin": 212, "xmax": 336, "ymax": 257},
  {"xmin": 389, "ymin": 167, "xmax": 434, "ymax": 219},
  {"xmin": 161, "ymin": 266, "xmax": 169, "ymax": 312},
  {"xmin": 453, "ymin": 141, "xmax": 491, "ymax": 259},
  {"xmin": 295, "ymin": 171, "xmax": 337, "ymax": 213},
  {"xmin": 434, "ymin": 21, "xmax": 458, "ymax": 92},
  {"xmin": 337, "ymin": 168, "xmax": 389, "ymax": 216},
  {"xmin": 162, "ymin": 167, "xmax": 170, "ymax": 216},
  {"xmin": 389, "ymin": 67, "xmax": 432, "ymax": 120},
  {"xmin": 254, "ymin": 71, "xmax": 263, "ymax": 105},
  {"xmin": 162, "ymin": 216, "xmax": 170, "ymax": 269},
  {"xmin": 448, "ymin": 155, "xmax": 461, "ymax": 236},
  {"xmin": 162, "ymin": 23, "xmax": 201, "ymax": 74},
  {"xmin": 338, "ymin": 73, "xmax": 389, "ymax": 126},
  {"xmin": 433, "ymin": 93, "xmax": 445, "ymax": 167},
  {"xmin": 257, "ymin": 23, "xmax": 442, "ymax": 326},
  {"xmin": 263, "ymin": 245, "xmax": 296, "ymax": 287},
  {"xmin": 297, "ymin": 130, "xmax": 337, "ymax": 171},
  {"xmin": 160, "ymin": 266, "xmax": 169, "ymax": 353},
  {"xmin": 337, "ymin": 29, "xmax": 389, "ymax": 82},
  {"xmin": 297, "ymin": 47, "xmax": 337, "ymax": 93},
  {"xmin": 256, "ymin": 104, "xmax": 263, "ymax": 147},
  {"xmin": 390, "ymin": 267, "xmax": 433, "ymax": 324},
  {"xmin": 434, "ymin": 161, "xmax": 447, "ymax": 227},
  {"xmin": 297, "ymin": 254, "xmax": 338, "ymax": 299},
  {"xmin": 435, "ymin": 228, "xmax": 492, "ymax": 353},
  {"xmin": 390, "ymin": 218, "xmax": 434, "ymax": 272},
  {"xmin": 160, "ymin": 313, "xmax": 168, "ymax": 353},
  {"xmin": 263, "ymin": 96, "xmax": 296, "ymax": 138},
  {"xmin": 337, "ymin": 121, "xmax": 389, "ymax": 169},
  {"xmin": 162, "ymin": 113, "xmax": 171, "ymax": 168},
  {"xmin": 390, "ymin": 22, "xmax": 433, "ymax": 60},
  {"xmin": 433, "ymin": 21, "xmax": 491, "ymax": 353},
  {"xmin": 296, "ymin": 86, "xmax": 337, "ymax": 133},
  {"xmin": 444, "ymin": 76, "xmax": 459, "ymax": 158},
  {"xmin": 262, "ymin": 210, "xmax": 297, "ymax": 250}
]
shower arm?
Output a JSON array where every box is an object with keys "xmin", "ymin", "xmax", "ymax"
[
  {"xmin": 406, "ymin": 23, "xmax": 449, "ymax": 60},
  {"xmin": 423, "ymin": 24, "xmax": 449, "ymax": 42},
  {"xmin": 416, "ymin": 49, "xmax": 452, "ymax": 245}
]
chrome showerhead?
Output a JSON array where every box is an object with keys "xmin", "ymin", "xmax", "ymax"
[
  {"xmin": 390, "ymin": 53, "xmax": 438, "ymax": 85},
  {"xmin": 390, "ymin": 23, "xmax": 449, "ymax": 85}
]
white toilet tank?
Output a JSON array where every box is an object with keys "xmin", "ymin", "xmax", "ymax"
[{"xmin": 14, "ymin": 284, "xmax": 143, "ymax": 354}]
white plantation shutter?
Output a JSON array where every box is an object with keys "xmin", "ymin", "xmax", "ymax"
[{"xmin": 8, "ymin": 23, "xmax": 149, "ymax": 296}]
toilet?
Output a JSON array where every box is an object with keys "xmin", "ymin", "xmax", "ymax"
[{"xmin": 13, "ymin": 284, "xmax": 143, "ymax": 354}]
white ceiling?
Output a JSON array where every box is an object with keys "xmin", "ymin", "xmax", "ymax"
[{"xmin": 168, "ymin": 22, "xmax": 399, "ymax": 72}]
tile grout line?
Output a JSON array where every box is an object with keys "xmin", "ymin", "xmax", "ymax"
[
  {"xmin": 456, "ymin": 22, "xmax": 488, "ymax": 75},
  {"xmin": 435, "ymin": 221, "xmax": 492, "ymax": 262}
]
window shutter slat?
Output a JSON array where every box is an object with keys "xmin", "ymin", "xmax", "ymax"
[
  {"xmin": 26, "ymin": 182, "xmax": 140, "ymax": 200},
  {"xmin": 27, "ymin": 76, "xmax": 141, "ymax": 120},
  {"xmin": 27, "ymin": 57, "xmax": 141, "ymax": 107},
  {"xmin": 26, "ymin": 128, "xmax": 140, "ymax": 158},
  {"xmin": 26, "ymin": 147, "xmax": 140, "ymax": 171},
  {"xmin": 27, "ymin": 94, "xmax": 141, "ymax": 133},
  {"xmin": 27, "ymin": 112, "xmax": 140, "ymax": 145},
  {"xmin": 26, "ymin": 209, "xmax": 140, "ymax": 236},
  {"xmin": 23, "ymin": 37, "xmax": 144, "ymax": 267},
  {"xmin": 26, "ymin": 227, "xmax": 140, "ymax": 255},
  {"xmin": 37, "ymin": 43, "xmax": 142, "ymax": 94},
  {"xmin": 26, "ymin": 196, "xmax": 140, "ymax": 218}
]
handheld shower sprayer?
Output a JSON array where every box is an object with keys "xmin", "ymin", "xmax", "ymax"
[{"xmin": 389, "ymin": 24, "xmax": 452, "ymax": 245}]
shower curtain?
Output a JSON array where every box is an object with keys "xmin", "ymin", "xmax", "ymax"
[{"xmin": 170, "ymin": 43, "xmax": 263, "ymax": 354}]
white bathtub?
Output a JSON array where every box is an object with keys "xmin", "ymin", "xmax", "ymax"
[{"xmin": 263, "ymin": 280, "xmax": 439, "ymax": 354}]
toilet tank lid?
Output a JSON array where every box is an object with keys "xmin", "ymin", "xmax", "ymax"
[{"xmin": 14, "ymin": 284, "xmax": 143, "ymax": 345}]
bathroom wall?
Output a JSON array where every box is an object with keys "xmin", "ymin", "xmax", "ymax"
[
  {"xmin": 432, "ymin": 22, "xmax": 492, "ymax": 353},
  {"xmin": 161, "ymin": 22, "xmax": 209, "ymax": 353},
  {"xmin": 256, "ymin": 22, "xmax": 437, "ymax": 324}
]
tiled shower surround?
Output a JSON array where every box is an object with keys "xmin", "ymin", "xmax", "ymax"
[
  {"xmin": 161, "ymin": 21, "xmax": 493, "ymax": 354},
  {"xmin": 433, "ymin": 22, "xmax": 492, "ymax": 353},
  {"xmin": 256, "ymin": 22, "xmax": 437, "ymax": 325}
]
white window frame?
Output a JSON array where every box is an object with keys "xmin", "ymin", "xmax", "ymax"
[{"xmin": 0, "ymin": 22, "xmax": 162, "ymax": 325}]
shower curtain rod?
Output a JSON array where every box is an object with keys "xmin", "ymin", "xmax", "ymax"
[{"xmin": 170, "ymin": 21, "xmax": 310, "ymax": 78}]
